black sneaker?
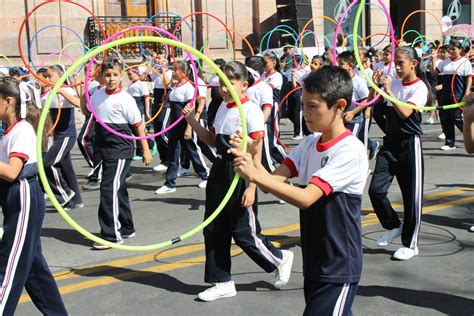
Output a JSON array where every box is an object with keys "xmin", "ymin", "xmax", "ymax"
[
  {"xmin": 83, "ymin": 181, "xmax": 100, "ymax": 191},
  {"xmin": 64, "ymin": 201, "xmax": 84, "ymax": 211}
]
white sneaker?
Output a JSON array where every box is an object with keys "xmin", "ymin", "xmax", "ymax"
[
  {"xmin": 376, "ymin": 222, "xmax": 403, "ymax": 247},
  {"xmin": 198, "ymin": 281, "xmax": 237, "ymax": 302},
  {"xmin": 425, "ymin": 117, "xmax": 434, "ymax": 124},
  {"xmin": 468, "ymin": 226, "xmax": 474, "ymax": 233},
  {"xmin": 291, "ymin": 135, "xmax": 304, "ymax": 140},
  {"xmin": 392, "ymin": 247, "xmax": 418, "ymax": 260},
  {"xmin": 278, "ymin": 199, "xmax": 286, "ymax": 205},
  {"xmin": 178, "ymin": 167, "xmax": 192, "ymax": 177},
  {"xmin": 438, "ymin": 133, "xmax": 446, "ymax": 140},
  {"xmin": 440, "ymin": 145, "xmax": 456, "ymax": 151},
  {"xmin": 92, "ymin": 239, "xmax": 124, "ymax": 250},
  {"xmin": 123, "ymin": 232, "xmax": 136, "ymax": 239},
  {"xmin": 273, "ymin": 250, "xmax": 294, "ymax": 289},
  {"xmin": 198, "ymin": 180, "xmax": 208, "ymax": 189},
  {"xmin": 153, "ymin": 164, "xmax": 168, "ymax": 172},
  {"xmin": 154, "ymin": 185, "xmax": 176, "ymax": 195}
]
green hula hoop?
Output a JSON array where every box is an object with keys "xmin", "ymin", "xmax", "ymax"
[
  {"xmin": 353, "ymin": 1, "xmax": 464, "ymax": 111},
  {"xmin": 37, "ymin": 36, "xmax": 248, "ymax": 251}
]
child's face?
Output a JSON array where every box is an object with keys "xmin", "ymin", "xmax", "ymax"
[
  {"xmin": 374, "ymin": 53, "xmax": 382, "ymax": 63},
  {"xmin": 394, "ymin": 51, "xmax": 416, "ymax": 79},
  {"xmin": 102, "ymin": 67, "xmax": 122, "ymax": 91},
  {"xmin": 438, "ymin": 49, "xmax": 448, "ymax": 60},
  {"xmin": 324, "ymin": 50, "xmax": 334, "ymax": 64},
  {"xmin": 219, "ymin": 78, "xmax": 248, "ymax": 103},
  {"xmin": 37, "ymin": 74, "xmax": 47, "ymax": 89},
  {"xmin": 382, "ymin": 50, "xmax": 391, "ymax": 63},
  {"xmin": 310, "ymin": 58, "xmax": 321, "ymax": 72},
  {"xmin": 264, "ymin": 56, "xmax": 276, "ymax": 73},
  {"xmin": 155, "ymin": 54, "xmax": 168, "ymax": 66},
  {"xmin": 46, "ymin": 68, "xmax": 61, "ymax": 85},
  {"xmin": 448, "ymin": 45, "xmax": 461, "ymax": 59},
  {"xmin": 359, "ymin": 51, "xmax": 368, "ymax": 63},
  {"xmin": 302, "ymin": 90, "xmax": 343, "ymax": 133},
  {"xmin": 337, "ymin": 59, "xmax": 353, "ymax": 73},
  {"xmin": 172, "ymin": 68, "xmax": 184, "ymax": 81},
  {"xmin": 127, "ymin": 70, "xmax": 139, "ymax": 81},
  {"xmin": 0, "ymin": 95, "xmax": 15, "ymax": 121}
]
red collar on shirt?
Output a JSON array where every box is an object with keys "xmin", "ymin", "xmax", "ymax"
[
  {"xmin": 175, "ymin": 80, "xmax": 188, "ymax": 88},
  {"xmin": 253, "ymin": 79, "xmax": 262, "ymax": 86},
  {"xmin": 402, "ymin": 77, "xmax": 421, "ymax": 86},
  {"xmin": 265, "ymin": 71, "xmax": 276, "ymax": 77},
  {"xmin": 316, "ymin": 129, "xmax": 352, "ymax": 152},
  {"xmin": 105, "ymin": 87, "xmax": 122, "ymax": 95},
  {"xmin": 451, "ymin": 56, "xmax": 462, "ymax": 62},
  {"xmin": 132, "ymin": 79, "xmax": 140, "ymax": 83},
  {"xmin": 226, "ymin": 96, "xmax": 249, "ymax": 108},
  {"xmin": 3, "ymin": 119, "xmax": 21, "ymax": 136},
  {"xmin": 99, "ymin": 84, "xmax": 106, "ymax": 89},
  {"xmin": 41, "ymin": 87, "xmax": 51, "ymax": 98}
]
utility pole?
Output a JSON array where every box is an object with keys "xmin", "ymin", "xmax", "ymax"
[{"xmin": 195, "ymin": 0, "xmax": 204, "ymax": 51}]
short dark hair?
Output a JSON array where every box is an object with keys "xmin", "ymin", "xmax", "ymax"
[
  {"xmin": 100, "ymin": 58, "xmax": 122, "ymax": 74},
  {"xmin": 449, "ymin": 39, "xmax": 463, "ymax": 49},
  {"xmin": 213, "ymin": 58, "xmax": 226, "ymax": 68},
  {"xmin": 303, "ymin": 65, "xmax": 352, "ymax": 109},
  {"xmin": 438, "ymin": 44, "xmax": 449, "ymax": 52},
  {"xmin": 221, "ymin": 61, "xmax": 249, "ymax": 83},
  {"xmin": 337, "ymin": 51, "xmax": 356, "ymax": 65},
  {"xmin": 244, "ymin": 55, "xmax": 265, "ymax": 75}
]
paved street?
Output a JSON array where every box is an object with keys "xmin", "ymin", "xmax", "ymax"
[{"xmin": 13, "ymin": 115, "xmax": 474, "ymax": 315}]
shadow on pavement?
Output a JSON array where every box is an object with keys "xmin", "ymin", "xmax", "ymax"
[
  {"xmin": 41, "ymin": 227, "xmax": 95, "ymax": 247},
  {"xmin": 357, "ymin": 285, "xmax": 474, "ymax": 315}
]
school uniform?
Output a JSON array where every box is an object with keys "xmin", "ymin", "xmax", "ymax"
[
  {"xmin": 128, "ymin": 79, "xmax": 154, "ymax": 156},
  {"xmin": 282, "ymin": 129, "xmax": 368, "ymax": 315},
  {"xmin": 288, "ymin": 67, "xmax": 311, "ymax": 137},
  {"xmin": 246, "ymin": 78, "xmax": 277, "ymax": 172},
  {"xmin": 372, "ymin": 62, "xmax": 397, "ymax": 134},
  {"xmin": 0, "ymin": 120, "xmax": 66, "ymax": 315},
  {"xmin": 204, "ymin": 96, "xmax": 284, "ymax": 283},
  {"xmin": 193, "ymin": 77, "xmax": 217, "ymax": 163},
  {"xmin": 90, "ymin": 88, "xmax": 142, "ymax": 241},
  {"xmin": 43, "ymin": 87, "xmax": 82, "ymax": 206},
  {"xmin": 437, "ymin": 56, "xmax": 472, "ymax": 147},
  {"xmin": 354, "ymin": 65, "xmax": 374, "ymax": 88},
  {"xmin": 77, "ymin": 82, "xmax": 104, "ymax": 182},
  {"xmin": 262, "ymin": 70, "xmax": 286, "ymax": 163},
  {"xmin": 345, "ymin": 74, "xmax": 369, "ymax": 143},
  {"xmin": 369, "ymin": 78, "xmax": 427, "ymax": 250},
  {"xmin": 164, "ymin": 81, "xmax": 208, "ymax": 188},
  {"xmin": 151, "ymin": 69, "xmax": 173, "ymax": 165},
  {"xmin": 207, "ymin": 74, "xmax": 222, "ymax": 129},
  {"xmin": 354, "ymin": 66, "xmax": 378, "ymax": 152}
]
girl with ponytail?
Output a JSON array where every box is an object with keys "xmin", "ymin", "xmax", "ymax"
[
  {"xmin": 0, "ymin": 77, "xmax": 67, "ymax": 315},
  {"xmin": 368, "ymin": 45, "xmax": 431, "ymax": 261}
]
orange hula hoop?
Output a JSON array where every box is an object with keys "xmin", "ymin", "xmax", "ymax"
[
  {"xmin": 299, "ymin": 16, "xmax": 345, "ymax": 63},
  {"xmin": 400, "ymin": 10, "xmax": 444, "ymax": 44}
]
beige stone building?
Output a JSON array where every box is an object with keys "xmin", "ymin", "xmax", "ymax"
[{"xmin": 0, "ymin": 0, "xmax": 472, "ymax": 67}]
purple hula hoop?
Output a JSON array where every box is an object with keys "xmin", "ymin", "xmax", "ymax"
[
  {"xmin": 84, "ymin": 25, "xmax": 199, "ymax": 140},
  {"xmin": 332, "ymin": 0, "xmax": 395, "ymax": 107}
]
